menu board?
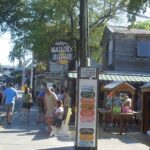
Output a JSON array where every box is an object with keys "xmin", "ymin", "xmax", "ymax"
[{"xmin": 77, "ymin": 79, "xmax": 97, "ymax": 147}]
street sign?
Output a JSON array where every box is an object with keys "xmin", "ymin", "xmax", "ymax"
[
  {"xmin": 50, "ymin": 40, "xmax": 74, "ymax": 65},
  {"xmin": 80, "ymin": 67, "xmax": 97, "ymax": 79}
]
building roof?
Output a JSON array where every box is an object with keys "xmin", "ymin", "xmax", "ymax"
[
  {"xmin": 107, "ymin": 25, "xmax": 150, "ymax": 35},
  {"xmin": 141, "ymin": 82, "xmax": 150, "ymax": 89},
  {"xmin": 100, "ymin": 25, "xmax": 150, "ymax": 46},
  {"xmin": 0, "ymin": 74, "xmax": 11, "ymax": 82},
  {"xmin": 104, "ymin": 81, "xmax": 124, "ymax": 89},
  {"xmin": 104, "ymin": 81, "xmax": 135, "ymax": 94},
  {"xmin": 141, "ymin": 82, "xmax": 150, "ymax": 92}
]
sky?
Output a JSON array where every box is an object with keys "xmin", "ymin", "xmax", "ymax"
[{"xmin": 0, "ymin": 32, "xmax": 13, "ymax": 66}]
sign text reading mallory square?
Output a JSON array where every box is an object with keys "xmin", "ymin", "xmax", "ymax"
[{"xmin": 50, "ymin": 41, "xmax": 74, "ymax": 65}]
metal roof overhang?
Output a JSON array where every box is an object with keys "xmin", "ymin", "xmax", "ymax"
[
  {"xmin": 141, "ymin": 82, "xmax": 150, "ymax": 92},
  {"xmin": 68, "ymin": 72, "xmax": 150, "ymax": 82}
]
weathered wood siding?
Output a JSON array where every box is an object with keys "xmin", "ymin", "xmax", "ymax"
[{"xmin": 114, "ymin": 34, "xmax": 150, "ymax": 73}]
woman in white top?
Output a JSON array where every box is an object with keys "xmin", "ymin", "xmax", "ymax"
[{"xmin": 53, "ymin": 100, "xmax": 64, "ymax": 128}]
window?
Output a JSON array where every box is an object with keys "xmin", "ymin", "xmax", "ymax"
[
  {"xmin": 108, "ymin": 40, "xmax": 113, "ymax": 65},
  {"xmin": 137, "ymin": 39, "xmax": 150, "ymax": 58}
]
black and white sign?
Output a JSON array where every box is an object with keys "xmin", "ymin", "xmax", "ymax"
[
  {"xmin": 80, "ymin": 67, "xmax": 97, "ymax": 79},
  {"xmin": 50, "ymin": 41, "xmax": 74, "ymax": 65}
]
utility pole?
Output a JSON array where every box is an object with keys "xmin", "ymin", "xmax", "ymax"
[
  {"xmin": 80, "ymin": 0, "xmax": 89, "ymax": 67},
  {"xmin": 75, "ymin": 1, "xmax": 97, "ymax": 150}
]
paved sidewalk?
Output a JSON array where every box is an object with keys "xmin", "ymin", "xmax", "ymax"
[
  {"xmin": 0, "ymin": 106, "xmax": 75, "ymax": 150},
  {"xmin": 128, "ymin": 132, "xmax": 150, "ymax": 147},
  {"xmin": 0, "ymin": 103, "xmax": 149, "ymax": 150},
  {"xmin": 97, "ymin": 127, "xmax": 150, "ymax": 150}
]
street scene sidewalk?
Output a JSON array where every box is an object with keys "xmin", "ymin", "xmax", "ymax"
[
  {"xmin": 0, "ymin": 105, "xmax": 75, "ymax": 150},
  {"xmin": 0, "ymin": 98, "xmax": 150, "ymax": 150}
]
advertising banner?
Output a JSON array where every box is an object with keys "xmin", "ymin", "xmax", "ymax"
[{"xmin": 77, "ymin": 79, "xmax": 97, "ymax": 147}]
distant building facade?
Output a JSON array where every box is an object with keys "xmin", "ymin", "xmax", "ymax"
[{"xmin": 0, "ymin": 65, "xmax": 15, "ymax": 75}]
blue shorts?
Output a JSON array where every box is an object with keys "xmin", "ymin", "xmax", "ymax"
[{"xmin": 5, "ymin": 103, "xmax": 15, "ymax": 113}]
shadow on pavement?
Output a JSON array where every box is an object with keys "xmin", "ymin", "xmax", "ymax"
[
  {"xmin": 37, "ymin": 146, "xmax": 75, "ymax": 150},
  {"xmin": 1, "ymin": 99, "xmax": 149, "ymax": 148},
  {"xmin": 33, "ymin": 130, "xmax": 58, "ymax": 140},
  {"xmin": 0, "ymin": 104, "xmax": 75, "ymax": 142}
]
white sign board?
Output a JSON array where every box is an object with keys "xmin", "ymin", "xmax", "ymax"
[
  {"xmin": 77, "ymin": 79, "xmax": 97, "ymax": 147},
  {"xmin": 80, "ymin": 67, "xmax": 97, "ymax": 78}
]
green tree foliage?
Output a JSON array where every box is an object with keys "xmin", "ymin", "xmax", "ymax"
[
  {"xmin": 1, "ymin": 0, "xmax": 149, "ymax": 66},
  {"xmin": 0, "ymin": 0, "xmax": 28, "ymax": 32},
  {"xmin": 131, "ymin": 20, "xmax": 150, "ymax": 30},
  {"xmin": 10, "ymin": 70, "xmax": 22, "ymax": 84},
  {"xmin": 35, "ymin": 62, "xmax": 46, "ymax": 74},
  {"xmin": 127, "ymin": 0, "xmax": 150, "ymax": 22},
  {"xmin": 8, "ymin": 47, "xmax": 24, "ymax": 68}
]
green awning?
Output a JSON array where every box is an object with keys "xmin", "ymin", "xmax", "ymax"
[
  {"xmin": 68, "ymin": 72, "xmax": 150, "ymax": 82},
  {"xmin": 99, "ymin": 74, "xmax": 150, "ymax": 82}
]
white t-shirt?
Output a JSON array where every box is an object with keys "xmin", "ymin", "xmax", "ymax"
[{"xmin": 55, "ymin": 106, "xmax": 64, "ymax": 119}]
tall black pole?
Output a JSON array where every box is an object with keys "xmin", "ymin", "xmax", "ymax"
[
  {"xmin": 80, "ymin": 0, "xmax": 89, "ymax": 67},
  {"xmin": 75, "ymin": 1, "xmax": 94, "ymax": 150}
]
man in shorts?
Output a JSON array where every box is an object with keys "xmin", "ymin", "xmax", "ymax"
[
  {"xmin": 2, "ymin": 83, "xmax": 17, "ymax": 124},
  {"xmin": 36, "ymin": 89, "xmax": 45, "ymax": 123}
]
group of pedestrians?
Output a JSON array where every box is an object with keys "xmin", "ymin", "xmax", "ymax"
[
  {"xmin": 35, "ymin": 86, "xmax": 72, "ymax": 136},
  {"xmin": 1, "ymin": 82, "xmax": 72, "ymax": 136}
]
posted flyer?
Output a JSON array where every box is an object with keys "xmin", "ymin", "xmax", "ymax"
[{"xmin": 77, "ymin": 79, "xmax": 97, "ymax": 147}]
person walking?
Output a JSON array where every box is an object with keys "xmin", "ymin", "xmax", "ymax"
[
  {"xmin": 22, "ymin": 87, "xmax": 32, "ymax": 122},
  {"xmin": 36, "ymin": 88, "xmax": 46, "ymax": 123},
  {"xmin": 53, "ymin": 100, "xmax": 64, "ymax": 128},
  {"xmin": 44, "ymin": 87, "xmax": 58, "ymax": 135},
  {"xmin": 2, "ymin": 83, "xmax": 17, "ymax": 124}
]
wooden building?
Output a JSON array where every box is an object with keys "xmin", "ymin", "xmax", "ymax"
[
  {"xmin": 100, "ymin": 25, "xmax": 150, "ymax": 131},
  {"xmin": 101, "ymin": 25, "xmax": 150, "ymax": 72},
  {"xmin": 141, "ymin": 82, "xmax": 150, "ymax": 133}
]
